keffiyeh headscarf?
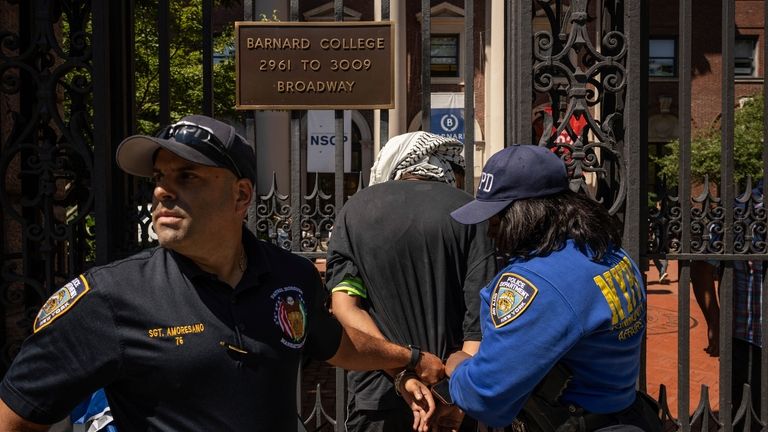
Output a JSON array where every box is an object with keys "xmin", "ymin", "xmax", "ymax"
[{"xmin": 369, "ymin": 131, "xmax": 465, "ymax": 186}]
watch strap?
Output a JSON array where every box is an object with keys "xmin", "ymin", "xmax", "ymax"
[{"xmin": 406, "ymin": 344, "xmax": 421, "ymax": 371}]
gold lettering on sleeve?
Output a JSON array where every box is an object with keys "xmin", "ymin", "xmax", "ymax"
[
  {"xmin": 595, "ymin": 257, "xmax": 647, "ymax": 338},
  {"xmin": 594, "ymin": 272, "xmax": 626, "ymax": 325}
]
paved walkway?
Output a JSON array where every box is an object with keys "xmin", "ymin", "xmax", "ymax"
[{"xmin": 645, "ymin": 260, "xmax": 721, "ymax": 418}]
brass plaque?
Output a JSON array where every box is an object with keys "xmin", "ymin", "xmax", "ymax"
[{"xmin": 236, "ymin": 21, "xmax": 394, "ymax": 110}]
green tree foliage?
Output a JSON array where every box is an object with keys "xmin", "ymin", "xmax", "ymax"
[
  {"xmin": 654, "ymin": 93, "xmax": 764, "ymax": 186},
  {"xmin": 134, "ymin": 0, "xmax": 242, "ymax": 134}
]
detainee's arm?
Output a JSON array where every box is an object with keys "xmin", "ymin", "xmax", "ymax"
[
  {"xmin": 324, "ymin": 206, "xmax": 444, "ymax": 383},
  {"xmin": 326, "ymin": 317, "xmax": 444, "ymax": 384},
  {"xmin": 330, "ymin": 280, "xmax": 386, "ymax": 340},
  {"xmin": 302, "ymin": 268, "xmax": 438, "ymax": 427}
]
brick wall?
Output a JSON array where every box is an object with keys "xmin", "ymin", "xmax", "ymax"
[{"xmin": 649, "ymin": 0, "xmax": 765, "ymax": 135}]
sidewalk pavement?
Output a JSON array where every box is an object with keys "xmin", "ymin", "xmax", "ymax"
[{"xmin": 645, "ymin": 259, "xmax": 720, "ymax": 418}]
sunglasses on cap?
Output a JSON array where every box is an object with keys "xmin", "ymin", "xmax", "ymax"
[{"xmin": 156, "ymin": 121, "xmax": 243, "ymax": 179}]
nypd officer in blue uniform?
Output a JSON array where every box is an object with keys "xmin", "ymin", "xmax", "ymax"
[
  {"xmin": 442, "ymin": 145, "xmax": 661, "ymax": 431},
  {"xmin": 0, "ymin": 115, "xmax": 441, "ymax": 431}
]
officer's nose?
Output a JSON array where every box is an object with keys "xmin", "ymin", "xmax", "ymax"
[{"xmin": 153, "ymin": 179, "xmax": 176, "ymax": 202}]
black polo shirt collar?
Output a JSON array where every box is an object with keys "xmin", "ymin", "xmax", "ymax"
[{"xmin": 170, "ymin": 228, "xmax": 272, "ymax": 289}]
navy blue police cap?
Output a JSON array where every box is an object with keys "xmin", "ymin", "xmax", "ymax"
[
  {"xmin": 450, "ymin": 144, "xmax": 569, "ymax": 225},
  {"xmin": 116, "ymin": 115, "xmax": 256, "ymax": 184}
]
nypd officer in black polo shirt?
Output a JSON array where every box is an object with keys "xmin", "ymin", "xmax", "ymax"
[{"xmin": 0, "ymin": 115, "xmax": 441, "ymax": 431}]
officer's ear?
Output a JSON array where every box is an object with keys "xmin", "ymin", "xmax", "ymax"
[{"xmin": 234, "ymin": 178, "xmax": 253, "ymax": 215}]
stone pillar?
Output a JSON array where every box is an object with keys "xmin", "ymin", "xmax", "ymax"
[
  {"xmin": 485, "ymin": 0, "xmax": 505, "ymax": 157},
  {"xmin": 389, "ymin": 0, "xmax": 407, "ymax": 137},
  {"xmin": 252, "ymin": 0, "xmax": 291, "ymax": 196}
]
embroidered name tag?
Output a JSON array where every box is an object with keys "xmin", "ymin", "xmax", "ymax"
[
  {"xmin": 34, "ymin": 275, "xmax": 91, "ymax": 333},
  {"xmin": 490, "ymin": 273, "xmax": 538, "ymax": 328}
]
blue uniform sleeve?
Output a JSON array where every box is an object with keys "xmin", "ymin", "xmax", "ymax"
[{"xmin": 449, "ymin": 269, "xmax": 583, "ymax": 427}]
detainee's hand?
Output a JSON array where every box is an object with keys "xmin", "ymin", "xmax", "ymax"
[
  {"xmin": 415, "ymin": 352, "xmax": 445, "ymax": 385},
  {"xmin": 431, "ymin": 403, "xmax": 464, "ymax": 432},
  {"xmin": 402, "ymin": 376, "xmax": 436, "ymax": 431}
]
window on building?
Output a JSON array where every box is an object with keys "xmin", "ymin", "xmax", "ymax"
[
  {"xmin": 431, "ymin": 34, "xmax": 460, "ymax": 78},
  {"xmin": 735, "ymin": 37, "xmax": 758, "ymax": 77},
  {"xmin": 649, "ymin": 38, "xmax": 676, "ymax": 78}
]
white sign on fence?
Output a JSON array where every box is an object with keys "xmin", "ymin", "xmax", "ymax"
[{"xmin": 307, "ymin": 110, "xmax": 352, "ymax": 173}]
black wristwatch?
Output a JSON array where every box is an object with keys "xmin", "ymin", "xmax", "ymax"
[{"xmin": 406, "ymin": 344, "xmax": 421, "ymax": 371}]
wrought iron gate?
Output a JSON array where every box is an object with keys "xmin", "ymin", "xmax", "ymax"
[{"xmin": 1, "ymin": 0, "xmax": 765, "ymax": 431}]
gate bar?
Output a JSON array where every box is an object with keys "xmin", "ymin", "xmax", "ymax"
[
  {"xmin": 625, "ymin": 0, "xmax": 648, "ymax": 393},
  {"xmin": 289, "ymin": 0, "xmax": 301, "ymax": 253},
  {"xmin": 202, "ymin": 0, "xmax": 213, "ymax": 116},
  {"xmin": 334, "ymin": 1, "xmax": 345, "ymax": 216},
  {"xmin": 678, "ymin": 0, "xmax": 693, "ymax": 427},
  {"xmin": 720, "ymin": 0, "xmax": 736, "ymax": 429},
  {"xmin": 624, "ymin": 0, "xmax": 647, "ymax": 264},
  {"xmin": 334, "ymin": 1, "xmax": 347, "ymax": 429},
  {"xmin": 380, "ymin": 1, "xmax": 390, "ymax": 146},
  {"xmin": 762, "ymin": 0, "xmax": 768, "ymax": 423},
  {"xmin": 507, "ymin": 1, "xmax": 532, "ymax": 146},
  {"xmin": 463, "ymin": 0, "xmax": 474, "ymax": 192},
  {"xmin": 159, "ymin": 0, "xmax": 170, "ymax": 126},
  {"xmin": 421, "ymin": 0, "xmax": 431, "ymax": 132}
]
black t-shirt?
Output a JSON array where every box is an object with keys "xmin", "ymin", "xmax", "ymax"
[
  {"xmin": 0, "ymin": 231, "xmax": 342, "ymax": 431},
  {"xmin": 326, "ymin": 180, "xmax": 496, "ymax": 410}
]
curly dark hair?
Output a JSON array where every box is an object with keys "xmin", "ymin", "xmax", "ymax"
[{"xmin": 492, "ymin": 190, "xmax": 622, "ymax": 261}]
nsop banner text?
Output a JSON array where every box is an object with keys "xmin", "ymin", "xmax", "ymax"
[{"xmin": 235, "ymin": 22, "xmax": 394, "ymax": 110}]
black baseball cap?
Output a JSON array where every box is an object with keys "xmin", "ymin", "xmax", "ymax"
[
  {"xmin": 116, "ymin": 115, "xmax": 256, "ymax": 184},
  {"xmin": 450, "ymin": 144, "xmax": 569, "ymax": 224}
]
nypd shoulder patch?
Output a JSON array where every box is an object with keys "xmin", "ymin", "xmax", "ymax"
[
  {"xmin": 490, "ymin": 272, "xmax": 538, "ymax": 328},
  {"xmin": 33, "ymin": 275, "xmax": 91, "ymax": 333}
]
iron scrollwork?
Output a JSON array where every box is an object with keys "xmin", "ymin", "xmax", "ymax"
[
  {"xmin": 252, "ymin": 172, "xmax": 293, "ymax": 250},
  {"xmin": 533, "ymin": 0, "xmax": 627, "ymax": 215},
  {"xmin": 0, "ymin": 0, "xmax": 94, "ymax": 370},
  {"xmin": 251, "ymin": 172, "xmax": 365, "ymax": 254},
  {"xmin": 650, "ymin": 176, "xmax": 767, "ymax": 255},
  {"xmin": 300, "ymin": 173, "xmax": 335, "ymax": 254}
]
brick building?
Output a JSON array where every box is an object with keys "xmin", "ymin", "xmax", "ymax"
[{"xmin": 647, "ymin": 0, "xmax": 765, "ymax": 190}]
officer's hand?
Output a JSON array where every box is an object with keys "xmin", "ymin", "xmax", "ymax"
[
  {"xmin": 430, "ymin": 403, "xmax": 464, "ymax": 432},
  {"xmin": 415, "ymin": 352, "xmax": 445, "ymax": 385},
  {"xmin": 445, "ymin": 350, "xmax": 471, "ymax": 377},
  {"xmin": 401, "ymin": 376, "xmax": 436, "ymax": 431}
]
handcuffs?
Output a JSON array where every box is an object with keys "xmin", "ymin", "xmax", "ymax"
[{"xmin": 394, "ymin": 344, "xmax": 421, "ymax": 396}]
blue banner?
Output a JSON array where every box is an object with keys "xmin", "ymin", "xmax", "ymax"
[{"xmin": 430, "ymin": 107, "xmax": 465, "ymax": 142}]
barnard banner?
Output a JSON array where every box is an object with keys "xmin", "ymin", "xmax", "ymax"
[
  {"xmin": 235, "ymin": 22, "xmax": 394, "ymax": 110},
  {"xmin": 430, "ymin": 93, "xmax": 465, "ymax": 142}
]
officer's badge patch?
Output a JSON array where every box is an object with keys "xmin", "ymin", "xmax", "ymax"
[
  {"xmin": 34, "ymin": 275, "xmax": 91, "ymax": 333},
  {"xmin": 272, "ymin": 286, "xmax": 307, "ymax": 349},
  {"xmin": 490, "ymin": 273, "xmax": 538, "ymax": 328}
]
